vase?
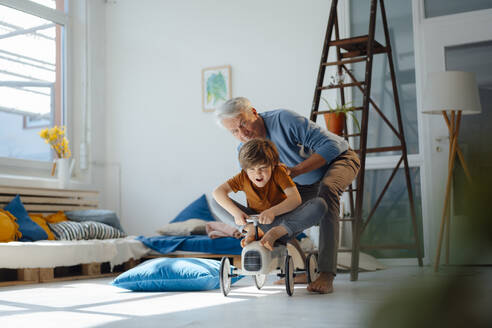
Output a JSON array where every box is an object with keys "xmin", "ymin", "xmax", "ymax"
[
  {"xmin": 56, "ymin": 158, "xmax": 71, "ymax": 189},
  {"xmin": 323, "ymin": 112, "xmax": 345, "ymax": 136}
]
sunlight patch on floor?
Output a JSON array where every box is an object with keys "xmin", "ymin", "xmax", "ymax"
[
  {"xmin": 1, "ymin": 311, "xmax": 118, "ymax": 328},
  {"xmin": 0, "ymin": 304, "xmax": 25, "ymax": 312},
  {"xmin": 87, "ymin": 285, "xmax": 284, "ymax": 316}
]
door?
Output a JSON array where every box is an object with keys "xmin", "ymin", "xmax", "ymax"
[{"xmin": 414, "ymin": 0, "xmax": 492, "ymax": 265}]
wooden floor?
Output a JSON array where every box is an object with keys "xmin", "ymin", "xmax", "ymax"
[{"xmin": 0, "ymin": 265, "xmax": 490, "ymax": 328}]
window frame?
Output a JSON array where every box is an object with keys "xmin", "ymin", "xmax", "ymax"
[{"xmin": 0, "ymin": 0, "xmax": 71, "ymax": 181}]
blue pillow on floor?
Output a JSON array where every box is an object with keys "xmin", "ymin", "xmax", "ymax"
[
  {"xmin": 4, "ymin": 195, "xmax": 48, "ymax": 241},
  {"xmin": 170, "ymin": 194, "xmax": 216, "ymax": 223},
  {"xmin": 112, "ymin": 258, "xmax": 242, "ymax": 291}
]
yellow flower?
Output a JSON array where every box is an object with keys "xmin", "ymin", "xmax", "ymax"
[
  {"xmin": 39, "ymin": 129, "xmax": 49, "ymax": 139},
  {"xmin": 39, "ymin": 125, "xmax": 71, "ymax": 160}
]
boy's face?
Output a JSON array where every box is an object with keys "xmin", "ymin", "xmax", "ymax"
[{"xmin": 246, "ymin": 164, "xmax": 273, "ymax": 188}]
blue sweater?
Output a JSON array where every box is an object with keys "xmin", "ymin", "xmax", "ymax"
[{"xmin": 261, "ymin": 109, "xmax": 349, "ymax": 185}]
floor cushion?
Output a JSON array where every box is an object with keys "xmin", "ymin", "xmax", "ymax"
[{"xmin": 112, "ymin": 257, "xmax": 242, "ymax": 291}]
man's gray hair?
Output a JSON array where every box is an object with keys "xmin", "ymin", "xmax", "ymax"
[{"xmin": 215, "ymin": 97, "xmax": 252, "ymax": 122}]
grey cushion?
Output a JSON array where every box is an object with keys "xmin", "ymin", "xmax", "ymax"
[{"xmin": 65, "ymin": 209, "xmax": 125, "ymax": 232}]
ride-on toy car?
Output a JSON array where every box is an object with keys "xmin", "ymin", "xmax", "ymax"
[{"xmin": 220, "ymin": 216, "xmax": 319, "ymax": 296}]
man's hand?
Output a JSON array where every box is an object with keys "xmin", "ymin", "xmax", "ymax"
[
  {"xmin": 279, "ymin": 163, "xmax": 299, "ymax": 178},
  {"xmin": 259, "ymin": 208, "xmax": 275, "ymax": 224},
  {"xmin": 233, "ymin": 211, "xmax": 249, "ymax": 226},
  {"xmin": 288, "ymin": 154, "xmax": 327, "ymax": 178},
  {"xmin": 288, "ymin": 166, "xmax": 301, "ymax": 178}
]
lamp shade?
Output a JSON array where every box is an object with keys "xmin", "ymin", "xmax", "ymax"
[{"xmin": 422, "ymin": 71, "xmax": 482, "ymax": 115}]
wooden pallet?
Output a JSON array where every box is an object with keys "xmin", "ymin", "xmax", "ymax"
[
  {"xmin": 143, "ymin": 253, "xmax": 242, "ymax": 269},
  {"xmin": 0, "ymin": 258, "xmax": 139, "ymax": 287},
  {"xmin": 0, "ymin": 185, "xmax": 99, "ymax": 214}
]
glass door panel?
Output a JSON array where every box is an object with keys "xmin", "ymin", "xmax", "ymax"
[
  {"xmin": 444, "ymin": 41, "xmax": 492, "ymax": 264},
  {"xmin": 424, "ymin": 0, "xmax": 492, "ymax": 18},
  {"xmin": 360, "ymin": 168, "xmax": 423, "ymax": 259},
  {"xmin": 350, "ymin": 0, "xmax": 418, "ymax": 156}
]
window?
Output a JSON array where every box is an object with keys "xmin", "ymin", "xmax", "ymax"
[
  {"xmin": 424, "ymin": 0, "xmax": 492, "ymax": 18},
  {"xmin": 0, "ymin": 0, "xmax": 66, "ymax": 162}
]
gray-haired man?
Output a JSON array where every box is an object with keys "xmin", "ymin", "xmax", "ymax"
[{"xmin": 216, "ymin": 97, "xmax": 360, "ymax": 294}]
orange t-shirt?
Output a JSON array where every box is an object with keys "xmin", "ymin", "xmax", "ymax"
[{"xmin": 227, "ymin": 165, "xmax": 296, "ymax": 213}]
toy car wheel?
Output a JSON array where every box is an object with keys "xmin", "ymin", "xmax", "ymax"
[
  {"xmin": 220, "ymin": 257, "xmax": 232, "ymax": 296},
  {"xmin": 254, "ymin": 274, "xmax": 267, "ymax": 289},
  {"xmin": 306, "ymin": 253, "xmax": 319, "ymax": 284},
  {"xmin": 285, "ymin": 255, "xmax": 294, "ymax": 296}
]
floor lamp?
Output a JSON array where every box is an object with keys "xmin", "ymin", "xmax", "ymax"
[{"xmin": 422, "ymin": 71, "xmax": 482, "ymax": 272}]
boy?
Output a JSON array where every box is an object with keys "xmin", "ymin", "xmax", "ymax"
[{"xmin": 213, "ymin": 138, "xmax": 327, "ymax": 250}]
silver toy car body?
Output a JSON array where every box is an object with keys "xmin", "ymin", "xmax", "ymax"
[{"xmin": 220, "ymin": 216, "xmax": 318, "ymax": 297}]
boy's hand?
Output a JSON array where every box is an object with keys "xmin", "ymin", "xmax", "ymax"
[
  {"xmin": 259, "ymin": 209, "xmax": 275, "ymax": 224},
  {"xmin": 233, "ymin": 211, "xmax": 248, "ymax": 226}
]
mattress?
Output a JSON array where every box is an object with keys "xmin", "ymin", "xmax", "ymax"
[{"xmin": 0, "ymin": 236, "xmax": 150, "ymax": 269}]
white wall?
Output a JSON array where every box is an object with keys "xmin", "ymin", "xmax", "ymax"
[{"xmin": 103, "ymin": 0, "xmax": 336, "ymax": 235}]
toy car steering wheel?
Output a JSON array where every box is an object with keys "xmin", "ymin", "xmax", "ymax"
[{"xmin": 246, "ymin": 215, "xmax": 260, "ymax": 240}]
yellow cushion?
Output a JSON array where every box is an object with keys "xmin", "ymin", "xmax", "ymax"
[
  {"xmin": 45, "ymin": 211, "xmax": 68, "ymax": 224},
  {"xmin": 29, "ymin": 214, "xmax": 56, "ymax": 240},
  {"xmin": 0, "ymin": 209, "xmax": 22, "ymax": 242}
]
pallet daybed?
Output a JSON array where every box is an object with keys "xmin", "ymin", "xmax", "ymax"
[{"xmin": 0, "ymin": 185, "xmax": 149, "ymax": 287}]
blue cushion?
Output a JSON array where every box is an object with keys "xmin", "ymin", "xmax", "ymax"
[
  {"xmin": 112, "ymin": 258, "xmax": 242, "ymax": 291},
  {"xmin": 4, "ymin": 195, "xmax": 48, "ymax": 241},
  {"xmin": 170, "ymin": 194, "xmax": 216, "ymax": 223},
  {"xmin": 65, "ymin": 209, "xmax": 125, "ymax": 232}
]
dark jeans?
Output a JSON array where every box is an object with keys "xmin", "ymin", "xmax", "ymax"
[
  {"xmin": 297, "ymin": 149, "xmax": 360, "ymax": 275},
  {"xmin": 236, "ymin": 197, "xmax": 328, "ymax": 244}
]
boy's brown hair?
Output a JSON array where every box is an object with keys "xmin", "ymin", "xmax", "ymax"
[{"xmin": 239, "ymin": 138, "xmax": 280, "ymax": 169}]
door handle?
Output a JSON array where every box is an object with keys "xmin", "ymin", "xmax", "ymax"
[
  {"xmin": 435, "ymin": 136, "xmax": 449, "ymax": 143},
  {"xmin": 434, "ymin": 136, "xmax": 449, "ymax": 153}
]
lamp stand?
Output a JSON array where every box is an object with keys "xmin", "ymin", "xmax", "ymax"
[{"xmin": 434, "ymin": 110, "xmax": 473, "ymax": 272}]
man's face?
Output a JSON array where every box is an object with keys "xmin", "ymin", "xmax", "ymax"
[
  {"xmin": 221, "ymin": 109, "xmax": 265, "ymax": 143},
  {"xmin": 245, "ymin": 164, "xmax": 273, "ymax": 188}
]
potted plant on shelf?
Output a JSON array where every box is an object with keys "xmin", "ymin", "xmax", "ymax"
[{"xmin": 320, "ymin": 97, "xmax": 361, "ymax": 136}]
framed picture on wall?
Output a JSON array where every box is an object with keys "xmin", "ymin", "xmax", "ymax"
[{"xmin": 201, "ymin": 65, "xmax": 231, "ymax": 112}]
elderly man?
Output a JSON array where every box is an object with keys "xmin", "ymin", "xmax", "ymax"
[{"xmin": 215, "ymin": 97, "xmax": 360, "ymax": 294}]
